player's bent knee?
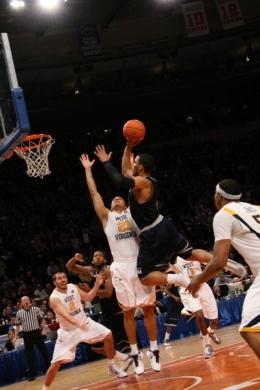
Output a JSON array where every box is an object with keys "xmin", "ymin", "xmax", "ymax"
[
  {"xmin": 123, "ymin": 308, "xmax": 135, "ymax": 319},
  {"xmin": 104, "ymin": 331, "xmax": 113, "ymax": 341}
]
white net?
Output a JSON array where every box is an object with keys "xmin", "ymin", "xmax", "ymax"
[{"xmin": 14, "ymin": 134, "xmax": 55, "ymax": 179}]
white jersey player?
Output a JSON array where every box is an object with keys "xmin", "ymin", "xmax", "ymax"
[
  {"xmin": 189, "ymin": 179, "xmax": 260, "ymax": 359},
  {"xmin": 79, "ymin": 153, "xmax": 159, "ymax": 374},
  {"xmin": 42, "ymin": 272, "xmax": 132, "ymax": 390},
  {"xmin": 174, "ymin": 256, "xmax": 221, "ymax": 358},
  {"xmin": 105, "ymin": 208, "xmax": 156, "ymax": 309}
]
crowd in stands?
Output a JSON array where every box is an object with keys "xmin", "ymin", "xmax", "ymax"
[{"xmin": 0, "ymin": 110, "xmax": 259, "ymax": 352}]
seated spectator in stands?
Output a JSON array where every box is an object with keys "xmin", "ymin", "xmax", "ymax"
[
  {"xmin": 46, "ymin": 261, "xmax": 59, "ymax": 278},
  {"xmin": 45, "ymin": 283, "xmax": 53, "ymax": 295},
  {"xmin": 2, "ymin": 305, "xmax": 14, "ymax": 324},
  {"xmin": 213, "ymin": 270, "xmax": 233, "ymax": 299},
  {"xmin": 34, "ymin": 284, "xmax": 48, "ymax": 300},
  {"xmin": 9, "ymin": 316, "xmax": 17, "ymax": 331},
  {"xmin": 4, "ymin": 329, "xmax": 16, "ymax": 352},
  {"xmin": 18, "ymin": 281, "xmax": 29, "ymax": 298},
  {"xmin": 45, "ymin": 310, "xmax": 59, "ymax": 340}
]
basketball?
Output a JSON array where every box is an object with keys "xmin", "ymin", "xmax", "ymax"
[{"xmin": 123, "ymin": 119, "xmax": 146, "ymax": 142}]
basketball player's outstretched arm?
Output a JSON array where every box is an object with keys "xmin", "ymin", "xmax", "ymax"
[
  {"xmin": 121, "ymin": 144, "xmax": 133, "ymax": 178},
  {"xmin": 187, "ymin": 249, "xmax": 247, "ymax": 277},
  {"xmin": 80, "ymin": 153, "xmax": 109, "ymax": 226},
  {"xmin": 77, "ymin": 272, "xmax": 105, "ymax": 302},
  {"xmin": 66, "ymin": 253, "xmax": 93, "ymax": 276},
  {"xmin": 188, "ymin": 239, "xmax": 231, "ymax": 297},
  {"xmin": 94, "ymin": 145, "xmax": 135, "ymax": 189}
]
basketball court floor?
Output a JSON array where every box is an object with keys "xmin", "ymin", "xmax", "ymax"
[{"xmin": 3, "ymin": 324, "xmax": 260, "ymax": 390}]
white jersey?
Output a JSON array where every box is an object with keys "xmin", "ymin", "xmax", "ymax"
[
  {"xmin": 104, "ymin": 209, "xmax": 139, "ymax": 263},
  {"xmin": 175, "ymin": 257, "xmax": 218, "ymax": 319},
  {"xmin": 50, "ymin": 283, "xmax": 86, "ymax": 330},
  {"xmin": 213, "ymin": 202, "xmax": 260, "ymax": 277},
  {"xmin": 175, "ymin": 256, "xmax": 202, "ymax": 290}
]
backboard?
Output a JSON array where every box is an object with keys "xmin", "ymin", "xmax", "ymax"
[{"xmin": 0, "ymin": 33, "xmax": 30, "ymax": 163}]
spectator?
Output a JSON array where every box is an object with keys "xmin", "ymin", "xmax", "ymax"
[
  {"xmin": 4, "ymin": 329, "xmax": 16, "ymax": 352},
  {"xmin": 213, "ymin": 271, "xmax": 233, "ymax": 299},
  {"xmin": 45, "ymin": 310, "xmax": 59, "ymax": 341},
  {"xmin": 34, "ymin": 284, "xmax": 48, "ymax": 300},
  {"xmin": 46, "ymin": 261, "xmax": 59, "ymax": 278}
]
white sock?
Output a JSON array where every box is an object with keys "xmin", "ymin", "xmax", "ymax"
[
  {"xmin": 42, "ymin": 386, "xmax": 50, "ymax": 390},
  {"xmin": 108, "ymin": 358, "xmax": 114, "ymax": 365},
  {"xmin": 114, "ymin": 350, "xmax": 128, "ymax": 361},
  {"xmin": 167, "ymin": 273, "xmax": 189, "ymax": 288},
  {"xmin": 201, "ymin": 333, "xmax": 211, "ymax": 347},
  {"xmin": 164, "ymin": 331, "xmax": 170, "ymax": 340},
  {"xmin": 130, "ymin": 344, "xmax": 139, "ymax": 355},
  {"xmin": 207, "ymin": 326, "xmax": 215, "ymax": 334},
  {"xmin": 150, "ymin": 340, "xmax": 158, "ymax": 352}
]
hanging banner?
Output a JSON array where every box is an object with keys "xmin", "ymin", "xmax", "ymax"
[
  {"xmin": 216, "ymin": 0, "xmax": 244, "ymax": 30},
  {"xmin": 182, "ymin": 0, "xmax": 210, "ymax": 38},
  {"xmin": 77, "ymin": 24, "xmax": 103, "ymax": 57}
]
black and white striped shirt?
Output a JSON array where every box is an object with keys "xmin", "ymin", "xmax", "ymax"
[{"xmin": 15, "ymin": 306, "xmax": 44, "ymax": 332}]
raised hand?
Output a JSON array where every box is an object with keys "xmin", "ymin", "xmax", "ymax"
[
  {"xmin": 94, "ymin": 145, "xmax": 112, "ymax": 162},
  {"xmin": 126, "ymin": 137, "xmax": 143, "ymax": 148},
  {"xmin": 95, "ymin": 272, "xmax": 106, "ymax": 286},
  {"xmin": 74, "ymin": 252, "xmax": 84, "ymax": 263},
  {"xmin": 80, "ymin": 154, "xmax": 95, "ymax": 170}
]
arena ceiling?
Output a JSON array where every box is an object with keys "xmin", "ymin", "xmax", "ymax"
[{"xmin": 1, "ymin": 0, "xmax": 260, "ymax": 120}]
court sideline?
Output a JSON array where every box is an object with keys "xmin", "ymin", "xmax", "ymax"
[{"xmin": 3, "ymin": 324, "xmax": 260, "ymax": 390}]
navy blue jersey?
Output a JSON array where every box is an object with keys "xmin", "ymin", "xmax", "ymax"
[{"xmin": 128, "ymin": 176, "xmax": 159, "ymax": 229}]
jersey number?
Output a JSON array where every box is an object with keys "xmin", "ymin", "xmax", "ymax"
[
  {"xmin": 68, "ymin": 301, "xmax": 76, "ymax": 312},
  {"xmin": 117, "ymin": 220, "xmax": 131, "ymax": 233}
]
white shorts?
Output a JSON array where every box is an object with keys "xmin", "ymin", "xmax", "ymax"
[
  {"xmin": 240, "ymin": 275, "xmax": 260, "ymax": 332},
  {"xmin": 51, "ymin": 318, "xmax": 110, "ymax": 364},
  {"xmin": 110, "ymin": 261, "xmax": 156, "ymax": 309},
  {"xmin": 180, "ymin": 283, "xmax": 218, "ymax": 320}
]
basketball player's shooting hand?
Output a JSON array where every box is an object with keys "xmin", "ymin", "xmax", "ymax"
[
  {"xmin": 80, "ymin": 154, "xmax": 95, "ymax": 170},
  {"xmin": 94, "ymin": 145, "xmax": 112, "ymax": 162},
  {"xmin": 126, "ymin": 138, "xmax": 143, "ymax": 148}
]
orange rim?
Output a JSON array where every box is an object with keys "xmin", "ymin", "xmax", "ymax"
[{"xmin": 15, "ymin": 133, "xmax": 53, "ymax": 152}]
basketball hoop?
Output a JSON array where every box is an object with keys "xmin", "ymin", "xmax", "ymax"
[{"xmin": 14, "ymin": 133, "xmax": 55, "ymax": 179}]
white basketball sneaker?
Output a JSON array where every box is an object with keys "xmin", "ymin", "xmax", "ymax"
[
  {"xmin": 163, "ymin": 338, "xmax": 171, "ymax": 346},
  {"xmin": 108, "ymin": 364, "xmax": 128, "ymax": 378},
  {"xmin": 209, "ymin": 332, "xmax": 221, "ymax": 345},
  {"xmin": 121, "ymin": 356, "xmax": 134, "ymax": 372},
  {"xmin": 147, "ymin": 350, "xmax": 161, "ymax": 371},
  {"xmin": 204, "ymin": 344, "xmax": 213, "ymax": 359},
  {"xmin": 132, "ymin": 352, "xmax": 144, "ymax": 375}
]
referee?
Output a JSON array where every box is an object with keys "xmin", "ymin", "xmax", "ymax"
[{"xmin": 14, "ymin": 296, "xmax": 50, "ymax": 381}]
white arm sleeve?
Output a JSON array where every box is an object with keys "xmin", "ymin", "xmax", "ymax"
[{"xmin": 213, "ymin": 210, "xmax": 233, "ymax": 241}]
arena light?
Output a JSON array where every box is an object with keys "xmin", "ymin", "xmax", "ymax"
[
  {"xmin": 10, "ymin": 0, "xmax": 25, "ymax": 9},
  {"xmin": 38, "ymin": 0, "xmax": 62, "ymax": 10}
]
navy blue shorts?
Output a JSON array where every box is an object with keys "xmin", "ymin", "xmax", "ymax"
[
  {"xmin": 137, "ymin": 217, "xmax": 192, "ymax": 278},
  {"xmin": 165, "ymin": 297, "xmax": 183, "ymax": 326}
]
